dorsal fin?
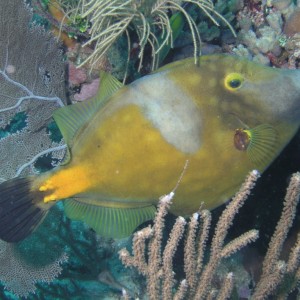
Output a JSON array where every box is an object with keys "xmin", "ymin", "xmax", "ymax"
[
  {"xmin": 97, "ymin": 70, "xmax": 124, "ymax": 101},
  {"xmin": 53, "ymin": 71, "xmax": 123, "ymax": 163}
]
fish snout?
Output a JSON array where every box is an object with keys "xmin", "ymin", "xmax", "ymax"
[
  {"xmin": 261, "ymin": 69, "xmax": 300, "ymax": 122},
  {"xmin": 281, "ymin": 70, "xmax": 300, "ymax": 121}
]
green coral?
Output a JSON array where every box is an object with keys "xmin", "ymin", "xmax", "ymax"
[
  {"xmin": 47, "ymin": 121, "xmax": 63, "ymax": 143},
  {"xmin": 0, "ymin": 112, "xmax": 27, "ymax": 140}
]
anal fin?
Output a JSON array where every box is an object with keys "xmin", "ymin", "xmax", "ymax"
[{"xmin": 64, "ymin": 198, "xmax": 156, "ymax": 238}]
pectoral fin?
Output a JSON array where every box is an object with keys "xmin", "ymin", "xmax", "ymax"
[{"xmin": 234, "ymin": 124, "xmax": 278, "ymax": 165}]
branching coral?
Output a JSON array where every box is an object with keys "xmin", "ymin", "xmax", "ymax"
[
  {"xmin": 51, "ymin": 0, "xmax": 235, "ymax": 71},
  {"xmin": 120, "ymin": 171, "xmax": 300, "ymax": 299},
  {"xmin": 119, "ymin": 171, "xmax": 260, "ymax": 299}
]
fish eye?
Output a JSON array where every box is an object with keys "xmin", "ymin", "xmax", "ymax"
[
  {"xmin": 229, "ymin": 79, "xmax": 241, "ymax": 88},
  {"xmin": 224, "ymin": 73, "xmax": 244, "ymax": 91}
]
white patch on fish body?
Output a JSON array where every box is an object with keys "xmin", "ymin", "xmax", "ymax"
[{"xmin": 127, "ymin": 71, "xmax": 202, "ymax": 153}]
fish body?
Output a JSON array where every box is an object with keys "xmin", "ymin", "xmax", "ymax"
[{"xmin": 1, "ymin": 54, "xmax": 300, "ymax": 242}]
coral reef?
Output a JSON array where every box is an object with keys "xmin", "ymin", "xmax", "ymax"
[{"xmin": 0, "ymin": 0, "xmax": 300, "ymax": 299}]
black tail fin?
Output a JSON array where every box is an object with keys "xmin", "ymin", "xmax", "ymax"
[{"xmin": 0, "ymin": 177, "xmax": 51, "ymax": 243}]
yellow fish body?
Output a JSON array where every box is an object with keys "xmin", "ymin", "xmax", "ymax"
[{"xmin": 1, "ymin": 54, "xmax": 300, "ymax": 242}]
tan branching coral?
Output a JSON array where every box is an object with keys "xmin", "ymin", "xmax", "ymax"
[
  {"xmin": 119, "ymin": 171, "xmax": 300, "ymax": 299},
  {"xmin": 119, "ymin": 170, "xmax": 260, "ymax": 299},
  {"xmin": 253, "ymin": 172, "xmax": 300, "ymax": 299}
]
